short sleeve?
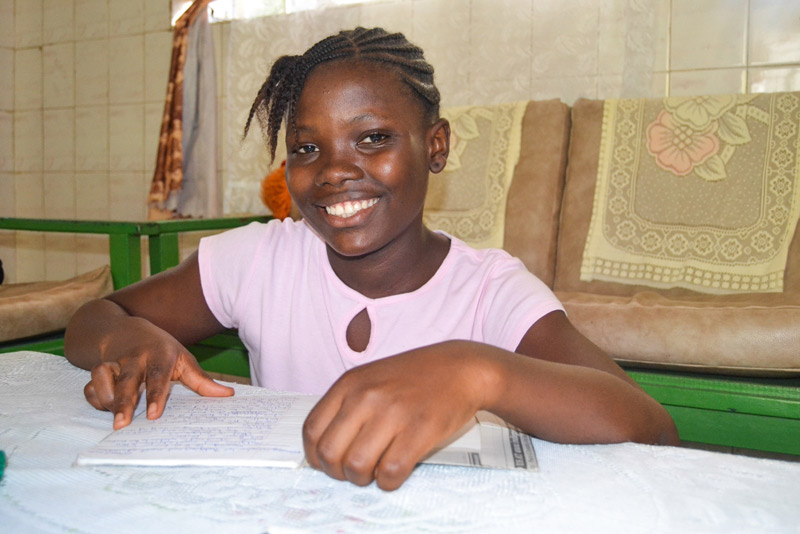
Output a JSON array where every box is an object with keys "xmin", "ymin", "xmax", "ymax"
[
  {"xmin": 478, "ymin": 256, "xmax": 565, "ymax": 352},
  {"xmin": 197, "ymin": 221, "xmax": 270, "ymax": 329}
]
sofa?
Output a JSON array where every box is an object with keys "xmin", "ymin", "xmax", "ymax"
[
  {"xmin": 0, "ymin": 265, "xmax": 113, "ymax": 344},
  {"xmin": 494, "ymin": 94, "xmax": 799, "ymax": 455}
]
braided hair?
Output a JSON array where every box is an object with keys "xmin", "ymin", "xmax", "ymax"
[{"xmin": 242, "ymin": 27, "xmax": 441, "ymax": 162}]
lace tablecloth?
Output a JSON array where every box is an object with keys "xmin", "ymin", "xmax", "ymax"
[{"xmin": 2, "ymin": 351, "xmax": 799, "ymax": 534}]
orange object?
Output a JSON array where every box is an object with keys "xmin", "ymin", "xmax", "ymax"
[{"xmin": 260, "ymin": 161, "xmax": 292, "ymax": 220}]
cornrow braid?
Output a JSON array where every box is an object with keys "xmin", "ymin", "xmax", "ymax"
[{"xmin": 242, "ymin": 27, "xmax": 441, "ymax": 162}]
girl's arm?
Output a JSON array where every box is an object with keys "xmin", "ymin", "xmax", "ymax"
[
  {"xmin": 64, "ymin": 252, "xmax": 233, "ymax": 429},
  {"xmin": 485, "ymin": 310, "xmax": 679, "ymax": 445},
  {"xmin": 302, "ymin": 310, "xmax": 678, "ymax": 491}
]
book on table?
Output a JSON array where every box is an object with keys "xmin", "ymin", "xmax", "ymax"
[{"xmin": 75, "ymin": 384, "xmax": 538, "ymax": 471}]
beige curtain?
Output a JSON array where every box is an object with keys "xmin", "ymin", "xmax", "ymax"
[{"xmin": 147, "ymin": 0, "xmax": 211, "ymax": 220}]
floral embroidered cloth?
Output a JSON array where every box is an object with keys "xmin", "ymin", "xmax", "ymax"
[
  {"xmin": 581, "ymin": 92, "xmax": 800, "ymax": 294},
  {"xmin": 423, "ymin": 102, "xmax": 527, "ymax": 249}
]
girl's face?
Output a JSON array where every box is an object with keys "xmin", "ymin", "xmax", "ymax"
[{"xmin": 285, "ymin": 59, "xmax": 449, "ymax": 260}]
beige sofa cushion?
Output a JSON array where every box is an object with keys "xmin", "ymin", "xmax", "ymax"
[
  {"xmin": 0, "ymin": 265, "xmax": 113, "ymax": 342},
  {"xmin": 504, "ymin": 99, "xmax": 570, "ymax": 287},
  {"xmin": 559, "ymin": 290, "xmax": 800, "ymax": 375},
  {"xmin": 554, "ymin": 98, "xmax": 800, "ymax": 374}
]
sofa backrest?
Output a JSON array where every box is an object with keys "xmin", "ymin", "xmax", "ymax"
[
  {"xmin": 545, "ymin": 96, "xmax": 800, "ymax": 375},
  {"xmin": 555, "ymin": 97, "xmax": 800, "ymax": 302},
  {"xmin": 496, "ymin": 95, "xmax": 800, "ymax": 375},
  {"xmin": 502, "ymin": 99, "xmax": 570, "ymax": 287}
]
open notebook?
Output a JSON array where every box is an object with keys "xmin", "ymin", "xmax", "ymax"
[{"xmin": 75, "ymin": 385, "xmax": 537, "ymax": 471}]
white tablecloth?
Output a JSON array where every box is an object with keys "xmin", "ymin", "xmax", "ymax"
[{"xmin": 1, "ymin": 351, "xmax": 799, "ymax": 534}]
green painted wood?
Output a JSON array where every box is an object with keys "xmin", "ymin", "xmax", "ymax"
[
  {"xmin": 1, "ymin": 216, "xmax": 272, "ymax": 286},
  {"xmin": 0, "ymin": 334, "xmax": 249, "ymax": 378},
  {"xmin": 134, "ymin": 216, "xmax": 271, "ymax": 235},
  {"xmin": 148, "ymin": 233, "xmax": 180, "ymax": 275},
  {"xmin": 629, "ymin": 368, "xmax": 800, "ymax": 456},
  {"xmin": 197, "ymin": 332, "xmax": 246, "ymax": 349},
  {"xmin": 628, "ymin": 370, "xmax": 800, "ymax": 419},
  {"xmin": 0, "ymin": 217, "xmax": 270, "ymax": 236},
  {"xmin": 0, "ymin": 334, "xmax": 65, "ymax": 355},
  {"xmin": 665, "ymin": 405, "xmax": 800, "ymax": 455},
  {"xmin": 0, "ymin": 333, "xmax": 248, "ymax": 377},
  {"xmin": 190, "ymin": 332, "xmax": 250, "ymax": 378},
  {"xmin": 108, "ymin": 233, "xmax": 142, "ymax": 288},
  {"xmin": 191, "ymin": 342, "xmax": 250, "ymax": 378},
  {"xmin": 0, "ymin": 218, "xmax": 141, "ymax": 234}
]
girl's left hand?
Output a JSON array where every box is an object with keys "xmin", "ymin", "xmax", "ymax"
[{"xmin": 302, "ymin": 341, "xmax": 494, "ymax": 491}]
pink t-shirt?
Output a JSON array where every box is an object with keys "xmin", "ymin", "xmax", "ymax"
[{"xmin": 198, "ymin": 220, "xmax": 564, "ymax": 393}]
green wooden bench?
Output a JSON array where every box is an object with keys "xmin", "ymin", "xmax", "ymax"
[
  {"xmin": 2, "ymin": 216, "xmax": 798, "ymax": 457},
  {"xmin": 0, "ymin": 217, "xmax": 269, "ymax": 288},
  {"xmin": 0, "ymin": 217, "xmax": 263, "ymax": 373}
]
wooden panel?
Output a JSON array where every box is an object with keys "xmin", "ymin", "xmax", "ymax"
[
  {"xmin": 192, "ymin": 337, "xmax": 250, "ymax": 378},
  {"xmin": 628, "ymin": 369, "xmax": 800, "ymax": 419},
  {"xmin": 665, "ymin": 405, "xmax": 800, "ymax": 455}
]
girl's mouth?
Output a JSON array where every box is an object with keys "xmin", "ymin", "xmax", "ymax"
[{"xmin": 324, "ymin": 198, "xmax": 378, "ymax": 218}]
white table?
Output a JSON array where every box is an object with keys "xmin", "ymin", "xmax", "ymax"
[{"xmin": 2, "ymin": 351, "xmax": 799, "ymax": 534}]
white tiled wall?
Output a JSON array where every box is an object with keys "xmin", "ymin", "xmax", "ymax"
[
  {"xmin": 668, "ymin": 0, "xmax": 800, "ymax": 96},
  {"xmin": 1, "ymin": 0, "xmax": 799, "ymax": 283},
  {"xmin": 2, "ymin": 0, "xmax": 176, "ymax": 282}
]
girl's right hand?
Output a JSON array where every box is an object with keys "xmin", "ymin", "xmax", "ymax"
[
  {"xmin": 83, "ymin": 333, "xmax": 234, "ymax": 430},
  {"xmin": 64, "ymin": 252, "xmax": 233, "ymax": 430},
  {"xmin": 82, "ymin": 318, "xmax": 234, "ymax": 429}
]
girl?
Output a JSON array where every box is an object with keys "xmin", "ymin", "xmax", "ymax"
[{"xmin": 65, "ymin": 27, "xmax": 678, "ymax": 491}]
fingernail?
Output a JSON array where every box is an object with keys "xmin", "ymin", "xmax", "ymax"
[
  {"xmin": 147, "ymin": 402, "xmax": 157, "ymax": 418},
  {"xmin": 113, "ymin": 412, "xmax": 124, "ymax": 428}
]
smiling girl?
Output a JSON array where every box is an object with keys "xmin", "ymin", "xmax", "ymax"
[{"xmin": 64, "ymin": 27, "xmax": 678, "ymax": 491}]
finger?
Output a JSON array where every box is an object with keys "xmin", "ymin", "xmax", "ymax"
[
  {"xmin": 340, "ymin": 418, "xmax": 401, "ymax": 487},
  {"xmin": 84, "ymin": 381, "xmax": 105, "ymax": 411},
  {"xmin": 89, "ymin": 362, "xmax": 121, "ymax": 411},
  {"xmin": 111, "ymin": 365, "xmax": 145, "ymax": 430},
  {"xmin": 374, "ymin": 427, "xmax": 444, "ymax": 491},
  {"xmin": 144, "ymin": 358, "xmax": 176, "ymax": 420},
  {"xmin": 302, "ymin": 391, "xmax": 353, "ymax": 477},
  {"xmin": 174, "ymin": 354, "xmax": 235, "ymax": 398},
  {"xmin": 306, "ymin": 402, "xmax": 376, "ymax": 480}
]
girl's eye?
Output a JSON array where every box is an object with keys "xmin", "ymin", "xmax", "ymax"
[
  {"xmin": 360, "ymin": 133, "xmax": 388, "ymax": 145},
  {"xmin": 295, "ymin": 144, "xmax": 317, "ymax": 154}
]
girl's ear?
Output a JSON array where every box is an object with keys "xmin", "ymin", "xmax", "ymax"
[{"xmin": 428, "ymin": 118, "xmax": 450, "ymax": 174}]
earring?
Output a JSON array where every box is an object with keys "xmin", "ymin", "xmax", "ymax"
[{"xmin": 430, "ymin": 157, "xmax": 445, "ymax": 173}]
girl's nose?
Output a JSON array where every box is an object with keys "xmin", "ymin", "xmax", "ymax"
[{"xmin": 315, "ymin": 150, "xmax": 363, "ymax": 187}]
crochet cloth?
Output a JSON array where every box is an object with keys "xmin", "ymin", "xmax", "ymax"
[{"xmin": 582, "ymin": 92, "xmax": 800, "ymax": 293}]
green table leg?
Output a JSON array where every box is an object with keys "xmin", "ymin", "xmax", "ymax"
[
  {"xmin": 148, "ymin": 233, "xmax": 180, "ymax": 275},
  {"xmin": 109, "ymin": 233, "xmax": 142, "ymax": 288}
]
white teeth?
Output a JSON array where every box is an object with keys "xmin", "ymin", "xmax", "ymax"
[{"xmin": 325, "ymin": 198, "xmax": 378, "ymax": 218}]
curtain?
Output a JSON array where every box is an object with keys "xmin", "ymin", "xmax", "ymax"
[
  {"xmin": 171, "ymin": 6, "xmax": 220, "ymax": 218},
  {"xmin": 147, "ymin": 0, "xmax": 212, "ymax": 220}
]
